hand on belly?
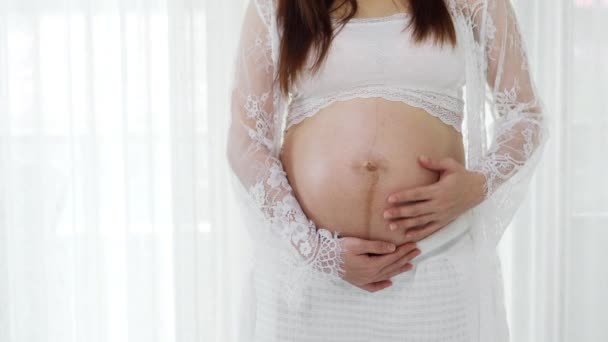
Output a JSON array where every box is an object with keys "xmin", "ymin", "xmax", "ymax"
[
  {"xmin": 382, "ymin": 154, "xmax": 487, "ymax": 244},
  {"xmin": 287, "ymin": 152, "xmax": 441, "ymax": 246}
]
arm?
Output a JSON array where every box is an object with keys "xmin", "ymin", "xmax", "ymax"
[
  {"xmin": 466, "ymin": 0, "xmax": 549, "ymax": 200},
  {"xmin": 225, "ymin": 0, "xmax": 344, "ymax": 305}
]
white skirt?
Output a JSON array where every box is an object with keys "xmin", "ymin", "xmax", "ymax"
[{"xmin": 240, "ymin": 209, "xmax": 488, "ymax": 342}]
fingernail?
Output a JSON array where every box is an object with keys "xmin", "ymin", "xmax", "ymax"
[
  {"xmin": 383, "ymin": 211, "xmax": 391, "ymax": 219},
  {"xmin": 389, "ymin": 223, "xmax": 397, "ymax": 231}
]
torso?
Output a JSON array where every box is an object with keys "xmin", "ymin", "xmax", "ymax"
[{"xmin": 279, "ymin": 1, "xmax": 466, "ymax": 246}]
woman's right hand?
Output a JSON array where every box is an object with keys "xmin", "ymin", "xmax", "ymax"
[{"xmin": 338, "ymin": 237, "xmax": 421, "ymax": 292}]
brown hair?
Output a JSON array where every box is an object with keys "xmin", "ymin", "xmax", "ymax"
[{"xmin": 275, "ymin": 0, "xmax": 457, "ymax": 95}]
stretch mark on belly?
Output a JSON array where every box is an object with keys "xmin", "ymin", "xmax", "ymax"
[
  {"xmin": 362, "ymin": 100, "xmax": 382, "ymax": 237},
  {"xmin": 362, "ymin": 160, "xmax": 380, "ymax": 238}
]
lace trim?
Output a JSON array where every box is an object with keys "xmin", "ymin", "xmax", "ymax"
[
  {"xmin": 287, "ymin": 86, "xmax": 465, "ymax": 133},
  {"xmin": 253, "ymin": 0, "xmax": 273, "ymax": 28},
  {"xmin": 331, "ymin": 12, "xmax": 411, "ymax": 24},
  {"xmin": 246, "ymin": 160, "xmax": 346, "ymax": 309}
]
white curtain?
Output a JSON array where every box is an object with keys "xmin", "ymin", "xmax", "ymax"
[
  {"xmin": 499, "ymin": 1, "xmax": 608, "ymax": 341},
  {"xmin": 0, "ymin": 0, "xmax": 605, "ymax": 341},
  {"xmin": 0, "ymin": 0, "xmax": 249, "ymax": 341}
]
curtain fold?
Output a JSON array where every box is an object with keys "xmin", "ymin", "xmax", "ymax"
[
  {"xmin": 498, "ymin": 1, "xmax": 608, "ymax": 342},
  {"xmin": 0, "ymin": 0, "xmax": 249, "ymax": 341}
]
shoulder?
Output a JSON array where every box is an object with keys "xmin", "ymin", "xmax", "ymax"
[
  {"xmin": 449, "ymin": 0, "xmax": 516, "ymax": 13},
  {"xmin": 446, "ymin": 0, "xmax": 489, "ymax": 17},
  {"xmin": 251, "ymin": 0, "xmax": 277, "ymax": 29},
  {"xmin": 240, "ymin": 0, "xmax": 278, "ymax": 34}
]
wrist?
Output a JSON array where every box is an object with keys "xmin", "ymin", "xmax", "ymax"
[{"xmin": 469, "ymin": 170, "xmax": 488, "ymax": 205}]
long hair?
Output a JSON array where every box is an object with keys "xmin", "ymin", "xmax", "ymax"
[{"xmin": 275, "ymin": 0, "xmax": 457, "ymax": 95}]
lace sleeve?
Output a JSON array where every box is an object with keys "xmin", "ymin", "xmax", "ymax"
[
  {"xmin": 466, "ymin": 0, "xmax": 550, "ymax": 200},
  {"xmin": 225, "ymin": 0, "xmax": 345, "ymax": 307}
]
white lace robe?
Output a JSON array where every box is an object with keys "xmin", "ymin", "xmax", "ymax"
[{"xmin": 225, "ymin": 0, "xmax": 551, "ymax": 341}]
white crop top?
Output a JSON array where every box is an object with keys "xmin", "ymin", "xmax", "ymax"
[{"xmin": 286, "ymin": 12, "xmax": 467, "ymax": 133}]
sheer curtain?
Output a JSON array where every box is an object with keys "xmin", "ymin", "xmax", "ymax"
[
  {"xmin": 0, "ymin": 0, "xmax": 249, "ymax": 341},
  {"xmin": 499, "ymin": 1, "xmax": 608, "ymax": 341},
  {"xmin": 0, "ymin": 1, "xmax": 605, "ymax": 342}
]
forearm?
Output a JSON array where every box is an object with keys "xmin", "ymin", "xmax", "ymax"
[{"xmin": 468, "ymin": 111, "xmax": 545, "ymax": 200}]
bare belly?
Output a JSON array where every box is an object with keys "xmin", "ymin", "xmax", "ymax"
[{"xmin": 280, "ymin": 98, "xmax": 465, "ymax": 246}]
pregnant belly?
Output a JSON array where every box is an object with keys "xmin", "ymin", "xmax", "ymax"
[{"xmin": 280, "ymin": 97, "xmax": 465, "ymax": 246}]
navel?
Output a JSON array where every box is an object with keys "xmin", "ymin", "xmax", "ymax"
[{"xmin": 364, "ymin": 160, "xmax": 378, "ymax": 171}]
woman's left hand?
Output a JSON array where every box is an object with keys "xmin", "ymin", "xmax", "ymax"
[{"xmin": 382, "ymin": 155, "xmax": 487, "ymax": 241}]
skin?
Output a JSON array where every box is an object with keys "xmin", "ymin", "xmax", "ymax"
[{"xmin": 280, "ymin": 1, "xmax": 487, "ymax": 293}]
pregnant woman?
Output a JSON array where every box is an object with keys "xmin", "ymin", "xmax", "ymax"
[{"xmin": 226, "ymin": 0, "xmax": 550, "ymax": 341}]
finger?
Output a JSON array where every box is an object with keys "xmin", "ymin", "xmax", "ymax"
[
  {"xmin": 378, "ymin": 248, "xmax": 420, "ymax": 278},
  {"xmin": 384, "ymin": 263, "xmax": 414, "ymax": 280},
  {"xmin": 360, "ymin": 280, "xmax": 393, "ymax": 293},
  {"xmin": 384, "ymin": 200, "xmax": 436, "ymax": 221},
  {"xmin": 388, "ymin": 212, "xmax": 436, "ymax": 232},
  {"xmin": 418, "ymin": 155, "xmax": 458, "ymax": 171},
  {"xmin": 404, "ymin": 221, "xmax": 444, "ymax": 241},
  {"xmin": 355, "ymin": 239, "xmax": 397, "ymax": 255},
  {"xmin": 371, "ymin": 242, "xmax": 418, "ymax": 268},
  {"xmin": 387, "ymin": 184, "xmax": 438, "ymax": 204}
]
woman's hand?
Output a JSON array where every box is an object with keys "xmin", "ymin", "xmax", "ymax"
[
  {"xmin": 382, "ymin": 155, "xmax": 486, "ymax": 242},
  {"xmin": 339, "ymin": 237, "xmax": 420, "ymax": 292}
]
